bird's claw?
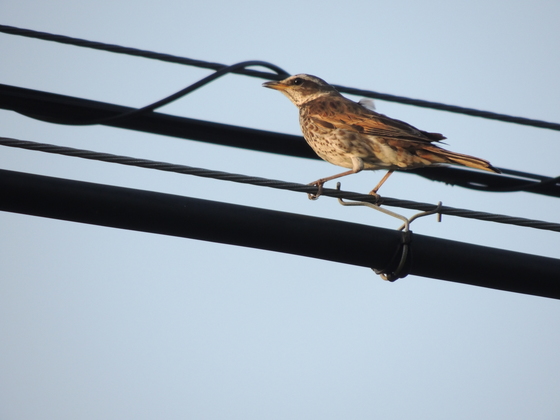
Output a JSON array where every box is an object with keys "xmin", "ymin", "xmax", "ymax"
[
  {"xmin": 368, "ymin": 189, "xmax": 382, "ymax": 205},
  {"xmin": 307, "ymin": 181, "xmax": 324, "ymax": 200}
]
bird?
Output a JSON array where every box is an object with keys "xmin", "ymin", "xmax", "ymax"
[{"xmin": 263, "ymin": 74, "xmax": 500, "ymax": 199}]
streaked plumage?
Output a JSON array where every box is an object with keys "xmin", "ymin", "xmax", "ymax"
[{"xmin": 263, "ymin": 74, "xmax": 499, "ymax": 197}]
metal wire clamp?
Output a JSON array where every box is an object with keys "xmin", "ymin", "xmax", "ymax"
[{"xmin": 335, "ymin": 182, "xmax": 442, "ymax": 281}]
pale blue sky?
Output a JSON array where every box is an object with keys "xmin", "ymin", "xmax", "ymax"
[{"xmin": 1, "ymin": 1, "xmax": 560, "ymax": 419}]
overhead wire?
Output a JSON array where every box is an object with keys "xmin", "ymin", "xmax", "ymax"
[
  {"xmin": 1, "ymin": 24, "xmax": 560, "ymax": 132},
  {"xmin": 1, "ymin": 136, "xmax": 559, "ymax": 233},
  {"xmin": 13, "ymin": 60, "xmax": 289, "ymax": 126},
  {"xmin": 3, "ymin": 167, "xmax": 560, "ymax": 298}
]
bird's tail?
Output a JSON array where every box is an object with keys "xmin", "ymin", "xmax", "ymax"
[{"xmin": 419, "ymin": 146, "xmax": 500, "ymax": 173}]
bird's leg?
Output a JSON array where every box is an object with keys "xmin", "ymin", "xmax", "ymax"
[
  {"xmin": 369, "ymin": 170, "xmax": 394, "ymax": 198},
  {"xmin": 308, "ymin": 157, "xmax": 364, "ymax": 200}
]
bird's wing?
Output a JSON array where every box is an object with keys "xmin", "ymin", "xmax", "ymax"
[{"xmin": 305, "ymin": 98, "xmax": 446, "ymax": 142}]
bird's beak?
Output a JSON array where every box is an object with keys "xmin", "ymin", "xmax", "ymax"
[{"xmin": 262, "ymin": 80, "xmax": 287, "ymax": 91}]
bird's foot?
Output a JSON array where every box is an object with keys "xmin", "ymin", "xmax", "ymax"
[
  {"xmin": 368, "ymin": 189, "xmax": 382, "ymax": 205},
  {"xmin": 307, "ymin": 180, "xmax": 325, "ymax": 200}
]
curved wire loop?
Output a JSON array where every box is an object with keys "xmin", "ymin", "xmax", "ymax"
[{"xmin": 19, "ymin": 60, "xmax": 290, "ymax": 126}]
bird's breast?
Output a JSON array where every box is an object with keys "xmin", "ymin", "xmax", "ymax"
[{"xmin": 299, "ymin": 114, "xmax": 394, "ymax": 170}]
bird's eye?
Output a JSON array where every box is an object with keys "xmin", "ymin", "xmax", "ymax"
[{"xmin": 292, "ymin": 78, "xmax": 303, "ymax": 85}]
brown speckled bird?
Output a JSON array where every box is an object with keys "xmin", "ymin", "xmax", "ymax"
[{"xmin": 263, "ymin": 74, "xmax": 500, "ymax": 198}]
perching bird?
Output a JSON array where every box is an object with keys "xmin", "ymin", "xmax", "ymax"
[{"xmin": 263, "ymin": 74, "xmax": 499, "ymax": 198}]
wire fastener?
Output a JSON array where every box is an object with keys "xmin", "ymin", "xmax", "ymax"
[{"xmin": 336, "ymin": 182, "xmax": 443, "ymax": 281}]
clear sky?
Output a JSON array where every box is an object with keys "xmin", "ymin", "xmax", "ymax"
[{"xmin": 1, "ymin": 1, "xmax": 560, "ymax": 419}]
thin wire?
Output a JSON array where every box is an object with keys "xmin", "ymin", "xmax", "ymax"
[
  {"xmin": 18, "ymin": 60, "xmax": 289, "ymax": 125},
  {"xmin": 2, "ymin": 136, "xmax": 559, "ymax": 233},
  {"xmin": 0, "ymin": 25, "xmax": 282, "ymax": 80},
  {"xmin": 410, "ymin": 166, "xmax": 560, "ymax": 196},
  {"xmin": 490, "ymin": 169, "xmax": 560, "ymax": 192},
  {"xmin": 458, "ymin": 175, "xmax": 560, "ymax": 193},
  {"xmin": 1, "ymin": 24, "xmax": 559, "ymax": 132},
  {"xmin": 332, "ymin": 84, "xmax": 560, "ymax": 131}
]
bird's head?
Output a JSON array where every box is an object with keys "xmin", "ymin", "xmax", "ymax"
[{"xmin": 263, "ymin": 74, "xmax": 340, "ymax": 107}]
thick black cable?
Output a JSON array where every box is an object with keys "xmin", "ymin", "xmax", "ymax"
[
  {"xmin": 3, "ymin": 168, "xmax": 560, "ymax": 299},
  {"xmin": 1, "ymin": 136, "xmax": 559, "ymax": 233},
  {"xmin": 1, "ymin": 24, "xmax": 559, "ymax": 132},
  {"xmin": 2, "ymin": 83, "xmax": 559, "ymax": 197}
]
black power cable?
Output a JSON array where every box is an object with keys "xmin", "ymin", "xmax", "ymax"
[
  {"xmin": 1, "ymin": 83, "xmax": 559, "ymax": 198},
  {"xmin": 2, "ymin": 168, "xmax": 559, "ymax": 299}
]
